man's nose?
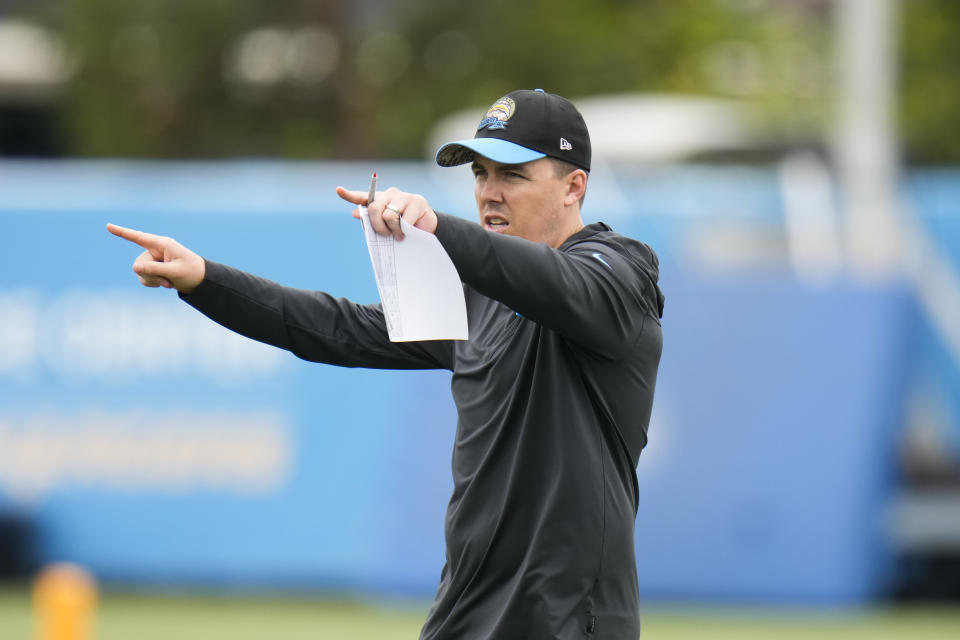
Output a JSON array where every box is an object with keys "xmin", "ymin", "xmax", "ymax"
[{"xmin": 478, "ymin": 176, "xmax": 502, "ymax": 202}]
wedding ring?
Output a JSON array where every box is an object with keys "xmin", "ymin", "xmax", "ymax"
[{"xmin": 385, "ymin": 204, "xmax": 402, "ymax": 215}]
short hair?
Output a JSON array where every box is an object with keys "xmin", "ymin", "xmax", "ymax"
[{"xmin": 549, "ymin": 157, "xmax": 588, "ymax": 207}]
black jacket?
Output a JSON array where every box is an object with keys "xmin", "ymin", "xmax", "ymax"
[{"xmin": 182, "ymin": 212, "xmax": 664, "ymax": 640}]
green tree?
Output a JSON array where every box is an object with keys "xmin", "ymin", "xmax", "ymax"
[
  {"xmin": 900, "ymin": 0, "xmax": 960, "ymax": 164},
  {"xmin": 28, "ymin": 0, "xmax": 959, "ymax": 163}
]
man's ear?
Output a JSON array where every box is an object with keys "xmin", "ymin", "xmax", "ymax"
[{"xmin": 563, "ymin": 169, "xmax": 587, "ymax": 206}]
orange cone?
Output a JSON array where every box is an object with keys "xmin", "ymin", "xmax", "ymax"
[{"xmin": 32, "ymin": 563, "xmax": 98, "ymax": 640}]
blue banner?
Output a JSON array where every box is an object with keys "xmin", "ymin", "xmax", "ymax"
[{"xmin": 0, "ymin": 160, "xmax": 924, "ymax": 603}]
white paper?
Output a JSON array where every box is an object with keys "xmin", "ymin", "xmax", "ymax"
[{"xmin": 359, "ymin": 206, "xmax": 468, "ymax": 342}]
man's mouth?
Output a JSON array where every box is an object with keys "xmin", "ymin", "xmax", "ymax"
[{"xmin": 484, "ymin": 215, "xmax": 509, "ymax": 232}]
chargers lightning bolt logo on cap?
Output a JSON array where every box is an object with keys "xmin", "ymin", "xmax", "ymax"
[{"xmin": 477, "ymin": 96, "xmax": 516, "ymax": 131}]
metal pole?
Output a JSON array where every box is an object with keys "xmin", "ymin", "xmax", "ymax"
[{"xmin": 834, "ymin": 0, "xmax": 902, "ymax": 278}]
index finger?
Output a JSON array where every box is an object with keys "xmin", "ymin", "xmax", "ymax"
[
  {"xmin": 106, "ymin": 223, "xmax": 163, "ymax": 250},
  {"xmin": 336, "ymin": 186, "xmax": 369, "ymax": 206}
]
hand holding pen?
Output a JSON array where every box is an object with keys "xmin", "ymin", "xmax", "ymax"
[{"xmin": 336, "ymin": 173, "xmax": 439, "ymax": 240}]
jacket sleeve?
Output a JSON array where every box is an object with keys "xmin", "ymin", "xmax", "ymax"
[
  {"xmin": 433, "ymin": 213, "xmax": 661, "ymax": 359},
  {"xmin": 179, "ymin": 260, "xmax": 455, "ymax": 370}
]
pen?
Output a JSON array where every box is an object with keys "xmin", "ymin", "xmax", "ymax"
[{"xmin": 367, "ymin": 172, "xmax": 377, "ymax": 207}]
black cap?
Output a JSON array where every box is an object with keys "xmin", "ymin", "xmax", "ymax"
[{"xmin": 436, "ymin": 89, "xmax": 591, "ymax": 172}]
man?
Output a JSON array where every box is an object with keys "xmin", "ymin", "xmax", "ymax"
[{"xmin": 108, "ymin": 89, "xmax": 664, "ymax": 639}]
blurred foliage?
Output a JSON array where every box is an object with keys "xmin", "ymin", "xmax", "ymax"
[
  {"xmin": 899, "ymin": 0, "xmax": 960, "ymax": 165},
  {"xmin": 17, "ymin": 0, "xmax": 958, "ymax": 162},
  {"xmin": 39, "ymin": 0, "xmax": 351, "ymax": 158}
]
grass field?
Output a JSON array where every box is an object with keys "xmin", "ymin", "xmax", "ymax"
[{"xmin": 2, "ymin": 587, "xmax": 959, "ymax": 639}]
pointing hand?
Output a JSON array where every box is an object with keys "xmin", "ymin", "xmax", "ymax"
[{"xmin": 106, "ymin": 223, "xmax": 205, "ymax": 293}]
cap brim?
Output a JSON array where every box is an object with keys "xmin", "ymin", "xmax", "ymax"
[{"xmin": 435, "ymin": 138, "xmax": 546, "ymax": 167}]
